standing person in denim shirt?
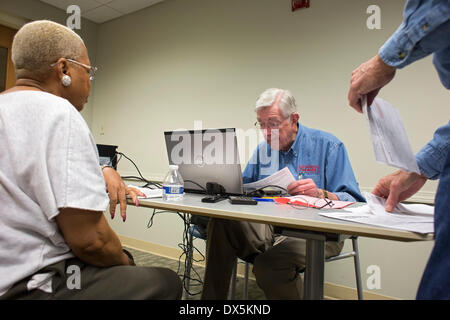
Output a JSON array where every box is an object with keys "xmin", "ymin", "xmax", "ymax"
[
  {"xmin": 201, "ymin": 88, "xmax": 364, "ymax": 299},
  {"xmin": 347, "ymin": 0, "xmax": 450, "ymax": 299}
]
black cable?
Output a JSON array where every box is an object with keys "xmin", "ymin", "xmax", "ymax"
[
  {"xmin": 245, "ymin": 184, "xmax": 288, "ymax": 196},
  {"xmin": 116, "ymin": 151, "xmax": 162, "ymax": 189},
  {"xmin": 146, "ymin": 209, "xmax": 204, "ymax": 296},
  {"xmin": 116, "ymin": 152, "xmax": 148, "ymax": 182},
  {"xmin": 184, "ymin": 179, "xmax": 207, "ymax": 192}
]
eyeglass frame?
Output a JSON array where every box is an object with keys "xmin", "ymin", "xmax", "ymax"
[
  {"xmin": 254, "ymin": 115, "xmax": 291, "ymax": 130},
  {"xmin": 50, "ymin": 58, "xmax": 98, "ymax": 81}
]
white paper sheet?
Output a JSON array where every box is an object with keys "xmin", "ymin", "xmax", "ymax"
[
  {"xmin": 318, "ymin": 192, "xmax": 434, "ymax": 234},
  {"xmin": 363, "ymin": 97, "xmax": 420, "ymax": 173},
  {"xmin": 243, "ymin": 167, "xmax": 296, "ymax": 191},
  {"xmin": 127, "ymin": 185, "xmax": 163, "ymax": 199}
]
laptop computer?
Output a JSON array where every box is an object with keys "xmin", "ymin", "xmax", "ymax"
[{"xmin": 164, "ymin": 128, "xmax": 244, "ymax": 195}]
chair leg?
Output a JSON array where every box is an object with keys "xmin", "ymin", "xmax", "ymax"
[
  {"xmin": 243, "ymin": 262, "xmax": 249, "ymax": 300},
  {"xmin": 352, "ymin": 237, "xmax": 364, "ymax": 300},
  {"xmin": 229, "ymin": 259, "xmax": 238, "ymax": 299},
  {"xmin": 183, "ymin": 229, "xmax": 194, "ymax": 300}
]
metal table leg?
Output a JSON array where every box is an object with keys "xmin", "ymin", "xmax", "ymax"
[
  {"xmin": 280, "ymin": 229, "xmax": 326, "ymax": 300},
  {"xmin": 304, "ymin": 237, "xmax": 325, "ymax": 300}
]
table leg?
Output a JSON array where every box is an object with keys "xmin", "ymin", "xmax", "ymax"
[{"xmin": 304, "ymin": 237, "xmax": 325, "ymax": 300}]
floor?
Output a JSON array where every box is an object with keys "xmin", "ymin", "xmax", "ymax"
[{"xmin": 124, "ymin": 246, "xmax": 266, "ymax": 300}]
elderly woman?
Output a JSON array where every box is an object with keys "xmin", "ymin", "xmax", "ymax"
[{"xmin": 0, "ymin": 20, "xmax": 181, "ymax": 299}]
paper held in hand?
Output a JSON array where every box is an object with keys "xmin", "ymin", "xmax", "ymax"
[
  {"xmin": 362, "ymin": 96, "xmax": 420, "ymax": 173},
  {"xmin": 243, "ymin": 167, "xmax": 296, "ymax": 192}
]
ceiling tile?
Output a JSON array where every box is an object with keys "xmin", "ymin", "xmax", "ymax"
[
  {"xmin": 40, "ymin": 0, "xmax": 101, "ymax": 13},
  {"xmin": 93, "ymin": 0, "xmax": 114, "ymax": 5},
  {"xmin": 38, "ymin": 0, "xmax": 165, "ymax": 24},
  {"xmin": 107, "ymin": 0, "xmax": 164, "ymax": 15},
  {"xmin": 82, "ymin": 5, "xmax": 122, "ymax": 24}
]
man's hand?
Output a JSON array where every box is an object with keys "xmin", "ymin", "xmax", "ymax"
[
  {"xmin": 372, "ymin": 170, "xmax": 428, "ymax": 212},
  {"xmin": 288, "ymin": 179, "xmax": 318, "ymax": 197},
  {"xmin": 348, "ymin": 54, "xmax": 396, "ymax": 113},
  {"xmin": 101, "ymin": 167, "xmax": 144, "ymax": 222}
]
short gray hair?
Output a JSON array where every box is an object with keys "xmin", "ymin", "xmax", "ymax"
[
  {"xmin": 12, "ymin": 20, "xmax": 85, "ymax": 79},
  {"xmin": 255, "ymin": 88, "xmax": 298, "ymax": 118}
]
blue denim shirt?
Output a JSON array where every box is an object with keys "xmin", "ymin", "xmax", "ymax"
[
  {"xmin": 416, "ymin": 121, "xmax": 450, "ymax": 179},
  {"xmin": 378, "ymin": 0, "xmax": 450, "ymax": 88},
  {"xmin": 242, "ymin": 123, "xmax": 365, "ymax": 202}
]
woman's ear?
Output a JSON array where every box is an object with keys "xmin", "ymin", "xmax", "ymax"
[
  {"xmin": 56, "ymin": 58, "xmax": 70, "ymax": 77},
  {"xmin": 291, "ymin": 112, "xmax": 300, "ymax": 124}
]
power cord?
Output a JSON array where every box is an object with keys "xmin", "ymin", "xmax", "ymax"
[{"xmin": 146, "ymin": 209, "xmax": 205, "ymax": 296}]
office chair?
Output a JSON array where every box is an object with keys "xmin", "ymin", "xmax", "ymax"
[
  {"xmin": 239, "ymin": 235, "xmax": 363, "ymax": 300},
  {"xmin": 184, "ymin": 218, "xmax": 249, "ymax": 300}
]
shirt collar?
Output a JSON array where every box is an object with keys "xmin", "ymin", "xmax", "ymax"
[{"xmin": 281, "ymin": 122, "xmax": 302, "ymax": 156}]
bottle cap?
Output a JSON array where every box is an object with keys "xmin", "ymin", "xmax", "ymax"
[{"xmin": 169, "ymin": 164, "xmax": 179, "ymax": 170}]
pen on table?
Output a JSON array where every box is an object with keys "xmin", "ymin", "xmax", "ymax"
[{"xmin": 252, "ymin": 197, "xmax": 275, "ymax": 202}]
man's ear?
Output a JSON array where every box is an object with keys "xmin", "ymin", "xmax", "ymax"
[{"xmin": 291, "ymin": 112, "xmax": 300, "ymax": 124}]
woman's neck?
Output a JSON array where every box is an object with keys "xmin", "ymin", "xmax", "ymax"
[{"xmin": 13, "ymin": 78, "xmax": 49, "ymax": 92}]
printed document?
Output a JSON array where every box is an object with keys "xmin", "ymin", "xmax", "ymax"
[
  {"xmin": 362, "ymin": 96, "xmax": 420, "ymax": 173},
  {"xmin": 243, "ymin": 167, "xmax": 296, "ymax": 191},
  {"xmin": 319, "ymin": 192, "xmax": 434, "ymax": 234}
]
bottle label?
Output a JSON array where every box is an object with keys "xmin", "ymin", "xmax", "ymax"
[{"xmin": 163, "ymin": 186, "xmax": 184, "ymax": 194}]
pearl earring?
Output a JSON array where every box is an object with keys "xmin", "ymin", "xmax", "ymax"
[{"xmin": 61, "ymin": 75, "xmax": 72, "ymax": 87}]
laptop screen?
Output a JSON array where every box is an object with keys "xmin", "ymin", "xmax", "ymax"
[{"xmin": 164, "ymin": 128, "xmax": 244, "ymax": 195}]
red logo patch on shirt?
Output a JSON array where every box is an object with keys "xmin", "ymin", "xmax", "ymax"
[{"xmin": 299, "ymin": 165, "xmax": 319, "ymax": 173}]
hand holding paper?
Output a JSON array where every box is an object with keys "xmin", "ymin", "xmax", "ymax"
[{"xmin": 371, "ymin": 169, "xmax": 428, "ymax": 212}]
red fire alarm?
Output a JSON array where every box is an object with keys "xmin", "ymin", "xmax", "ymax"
[{"xmin": 292, "ymin": 0, "xmax": 310, "ymax": 11}]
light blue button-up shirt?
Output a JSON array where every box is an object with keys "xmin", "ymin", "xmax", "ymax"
[
  {"xmin": 378, "ymin": 0, "xmax": 450, "ymax": 180},
  {"xmin": 242, "ymin": 123, "xmax": 365, "ymax": 202},
  {"xmin": 379, "ymin": 0, "xmax": 450, "ymax": 88},
  {"xmin": 416, "ymin": 121, "xmax": 450, "ymax": 179}
]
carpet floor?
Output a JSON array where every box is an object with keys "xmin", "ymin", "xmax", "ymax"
[{"xmin": 123, "ymin": 246, "xmax": 266, "ymax": 300}]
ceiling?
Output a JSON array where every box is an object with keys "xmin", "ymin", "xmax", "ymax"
[{"xmin": 39, "ymin": 0, "xmax": 164, "ymax": 24}]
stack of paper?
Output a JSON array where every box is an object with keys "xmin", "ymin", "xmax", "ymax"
[{"xmin": 319, "ymin": 192, "xmax": 434, "ymax": 234}]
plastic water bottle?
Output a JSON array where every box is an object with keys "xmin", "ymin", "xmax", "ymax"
[{"xmin": 162, "ymin": 165, "xmax": 184, "ymax": 201}]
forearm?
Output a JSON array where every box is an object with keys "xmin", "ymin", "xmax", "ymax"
[
  {"xmin": 378, "ymin": 0, "xmax": 450, "ymax": 68},
  {"xmin": 72, "ymin": 226, "xmax": 132, "ymax": 267},
  {"xmin": 415, "ymin": 122, "xmax": 450, "ymax": 180},
  {"xmin": 57, "ymin": 208, "xmax": 134, "ymax": 268}
]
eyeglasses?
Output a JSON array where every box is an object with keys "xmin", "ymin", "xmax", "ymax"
[
  {"xmin": 50, "ymin": 58, "xmax": 98, "ymax": 81},
  {"xmin": 254, "ymin": 120, "xmax": 283, "ymax": 130}
]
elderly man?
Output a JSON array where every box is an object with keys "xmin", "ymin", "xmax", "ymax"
[
  {"xmin": 0, "ymin": 20, "xmax": 181, "ymax": 300},
  {"xmin": 201, "ymin": 88, "xmax": 364, "ymax": 299}
]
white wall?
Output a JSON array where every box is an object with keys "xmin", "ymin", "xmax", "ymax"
[{"xmin": 92, "ymin": 0, "xmax": 446, "ymax": 300}]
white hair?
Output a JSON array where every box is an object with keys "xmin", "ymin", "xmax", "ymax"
[
  {"xmin": 12, "ymin": 20, "xmax": 85, "ymax": 79},
  {"xmin": 255, "ymin": 88, "xmax": 298, "ymax": 118}
]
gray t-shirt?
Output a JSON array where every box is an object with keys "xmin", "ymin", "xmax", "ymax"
[{"xmin": 0, "ymin": 91, "xmax": 109, "ymax": 295}]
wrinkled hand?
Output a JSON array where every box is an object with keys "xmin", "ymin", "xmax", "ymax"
[
  {"xmin": 348, "ymin": 54, "xmax": 396, "ymax": 113},
  {"xmin": 371, "ymin": 170, "xmax": 428, "ymax": 212},
  {"xmin": 102, "ymin": 167, "xmax": 144, "ymax": 221},
  {"xmin": 287, "ymin": 179, "xmax": 319, "ymax": 197}
]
